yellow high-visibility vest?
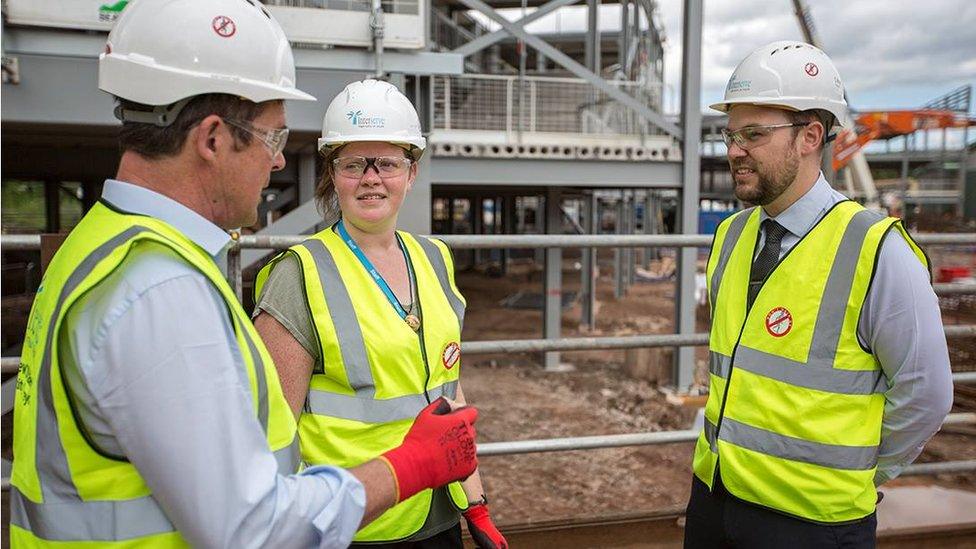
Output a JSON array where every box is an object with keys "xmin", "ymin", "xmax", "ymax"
[
  {"xmin": 694, "ymin": 200, "xmax": 928, "ymax": 523},
  {"xmin": 11, "ymin": 201, "xmax": 298, "ymax": 547},
  {"xmin": 255, "ymin": 227, "xmax": 469, "ymax": 542}
]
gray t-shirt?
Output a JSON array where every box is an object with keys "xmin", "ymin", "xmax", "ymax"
[
  {"xmin": 254, "ymin": 253, "xmax": 319, "ymax": 360},
  {"xmin": 254, "ymin": 251, "xmax": 461, "ymax": 540}
]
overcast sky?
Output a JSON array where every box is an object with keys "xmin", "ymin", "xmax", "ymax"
[{"xmin": 477, "ymin": 0, "xmax": 976, "ymax": 115}]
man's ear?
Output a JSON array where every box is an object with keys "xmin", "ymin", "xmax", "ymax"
[
  {"xmin": 192, "ymin": 114, "xmax": 224, "ymax": 163},
  {"xmin": 800, "ymin": 121, "xmax": 826, "ymax": 156}
]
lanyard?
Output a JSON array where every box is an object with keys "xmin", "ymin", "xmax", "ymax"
[{"xmin": 336, "ymin": 219, "xmax": 412, "ymax": 320}]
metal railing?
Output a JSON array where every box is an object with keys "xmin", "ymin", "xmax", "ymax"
[
  {"xmin": 479, "ymin": 413, "xmax": 976, "ymax": 457},
  {"xmin": 2, "ymin": 231, "xmax": 976, "ymax": 483},
  {"xmin": 432, "ymin": 74, "xmax": 665, "ymax": 136},
  {"xmin": 262, "ymin": 0, "xmax": 419, "ymax": 15}
]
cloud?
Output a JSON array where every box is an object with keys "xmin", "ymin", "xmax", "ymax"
[
  {"xmin": 465, "ymin": 0, "xmax": 976, "ymax": 113},
  {"xmin": 657, "ymin": 0, "xmax": 976, "ymax": 112}
]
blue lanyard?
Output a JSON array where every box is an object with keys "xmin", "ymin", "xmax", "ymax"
[{"xmin": 336, "ymin": 219, "xmax": 411, "ymax": 319}]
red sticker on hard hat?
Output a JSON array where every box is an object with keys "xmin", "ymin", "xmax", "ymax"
[
  {"xmin": 212, "ymin": 15, "xmax": 236, "ymax": 38},
  {"xmin": 765, "ymin": 307, "xmax": 793, "ymax": 337},
  {"xmin": 442, "ymin": 342, "xmax": 461, "ymax": 369},
  {"xmin": 804, "ymin": 63, "xmax": 819, "ymax": 77}
]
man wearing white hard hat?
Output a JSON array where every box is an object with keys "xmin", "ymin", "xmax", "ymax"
[
  {"xmin": 683, "ymin": 41, "xmax": 952, "ymax": 548},
  {"xmin": 254, "ymin": 79, "xmax": 508, "ymax": 549},
  {"xmin": 9, "ymin": 2, "xmax": 479, "ymax": 547}
]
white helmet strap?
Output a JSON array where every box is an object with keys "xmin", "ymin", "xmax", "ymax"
[{"xmin": 114, "ymin": 97, "xmax": 195, "ymax": 127}]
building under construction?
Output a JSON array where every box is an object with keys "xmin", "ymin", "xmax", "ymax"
[{"xmin": 2, "ymin": 0, "xmax": 976, "ymax": 544}]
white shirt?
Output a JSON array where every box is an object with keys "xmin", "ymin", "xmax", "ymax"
[
  {"xmin": 60, "ymin": 179, "xmax": 365, "ymax": 548},
  {"xmin": 757, "ymin": 173, "xmax": 954, "ymax": 485}
]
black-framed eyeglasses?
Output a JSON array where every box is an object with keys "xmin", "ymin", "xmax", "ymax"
[
  {"xmin": 223, "ymin": 118, "xmax": 289, "ymax": 158},
  {"xmin": 720, "ymin": 123, "xmax": 809, "ymax": 150},
  {"xmin": 333, "ymin": 156, "xmax": 413, "ymax": 178}
]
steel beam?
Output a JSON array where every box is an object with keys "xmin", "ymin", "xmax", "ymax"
[
  {"xmin": 674, "ymin": 0, "xmax": 703, "ymax": 391},
  {"xmin": 452, "ymin": 0, "xmax": 581, "ymax": 58},
  {"xmin": 581, "ymin": 192, "xmax": 598, "ymax": 330},
  {"xmin": 614, "ymin": 196, "xmax": 625, "ymax": 299},
  {"xmin": 430, "ymin": 158, "xmax": 682, "ymax": 188},
  {"xmin": 453, "ymin": 0, "xmax": 682, "ymax": 139},
  {"xmin": 619, "ymin": 0, "xmax": 629, "ymax": 70},
  {"xmin": 644, "ymin": 191, "xmax": 656, "ymax": 268},
  {"xmin": 585, "ymin": 0, "xmax": 601, "ymax": 72},
  {"xmin": 544, "ymin": 188, "xmax": 564, "ymax": 370},
  {"xmin": 298, "ymin": 152, "xmax": 317, "ymax": 205},
  {"xmin": 7, "ymin": 232, "xmax": 976, "ymax": 253}
]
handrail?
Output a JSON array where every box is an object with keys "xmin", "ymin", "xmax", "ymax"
[
  {"xmin": 3, "ymin": 232, "xmax": 975, "ymax": 250},
  {"xmin": 477, "ymin": 413, "xmax": 976, "ymax": 457}
]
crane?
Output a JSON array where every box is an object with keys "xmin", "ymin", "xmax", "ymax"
[
  {"xmin": 833, "ymin": 109, "xmax": 976, "ymax": 171},
  {"xmin": 791, "ymin": 0, "xmax": 880, "ymax": 208}
]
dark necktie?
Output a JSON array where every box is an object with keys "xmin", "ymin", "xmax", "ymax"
[{"xmin": 748, "ymin": 220, "xmax": 788, "ymax": 309}]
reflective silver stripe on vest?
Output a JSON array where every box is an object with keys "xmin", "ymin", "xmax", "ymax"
[
  {"xmin": 301, "ymin": 239, "xmax": 376, "ymax": 397},
  {"xmin": 274, "ymin": 437, "xmax": 301, "ymax": 474},
  {"xmin": 9, "ymin": 486, "xmax": 175, "ymax": 542},
  {"xmin": 709, "ymin": 351, "xmax": 732, "ymax": 379},
  {"xmin": 414, "ymin": 236, "xmax": 465, "ymax": 330},
  {"xmin": 807, "ymin": 209, "xmax": 885, "ymax": 367},
  {"xmin": 708, "ymin": 208, "xmax": 755, "ymax": 309},
  {"xmin": 241, "ymin": 327, "xmax": 270, "ymax": 433},
  {"xmin": 704, "ymin": 417, "xmax": 718, "ymax": 453},
  {"xmin": 732, "ymin": 345, "xmax": 884, "ymax": 395},
  {"xmin": 35, "ymin": 227, "xmax": 151, "ymax": 501},
  {"xmin": 307, "ymin": 380, "xmax": 459, "ymax": 423},
  {"xmin": 718, "ymin": 417, "xmax": 878, "ymax": 471}
]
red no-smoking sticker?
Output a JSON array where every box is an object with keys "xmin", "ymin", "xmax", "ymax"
[
  {"xmin": 442, "ymin": 342, "xmax": 461, "ymax": 369},
  {"xmin": 804, "ymin": 62, "xmax": 819, "ymax": 77},
  {"xmin": 212, "ymin": 15, "xmax": 236, "ymax": 38},
  {"xmin": 765, "ymin": 307, "xmax": 793, "ymax": 337}
]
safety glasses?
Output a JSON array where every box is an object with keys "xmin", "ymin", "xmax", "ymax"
[
  {"xmin": 333, "ymin": 156, "xmax": 413, "ymax": 178},
  {"xmin": 223, "ymin": 118, "xmax": 289, "ymax": 159},
  {"xmin": 720, "ymin": 123, "xmax": 808, "ymax": 150}
]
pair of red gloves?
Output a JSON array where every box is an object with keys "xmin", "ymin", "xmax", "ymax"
[{"xmin": 381, "ymin": 398, "xmax": 508, "ymax": 549}]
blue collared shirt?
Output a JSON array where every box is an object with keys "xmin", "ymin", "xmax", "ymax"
[
  {"xmin": 60, "ymin": 179, "xmax": 365, "ymax": 547},
  {"xmin": 756, "ymin": 173, "xmax": 953, "ymax": 485}
]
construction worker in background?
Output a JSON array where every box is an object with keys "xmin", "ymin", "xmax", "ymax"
[
  {"xmin": 9, "ymin": 1, "xmax": 478, "ymax": 546},
  {"xmin": 684, "ymin": 41, "xmax": 953, "ymax": 548},
  {"xmin": 253, "ymin": 79, "xmax": 507, "ymax": 549}
]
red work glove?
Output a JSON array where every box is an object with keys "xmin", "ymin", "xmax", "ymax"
[
  {"xmin": 380, "ymin": 397, "xmax": 479, "ymax": 503},
  {"xmin": 464, "ymin": 503, "xmax": 508, "ymax": 549}
]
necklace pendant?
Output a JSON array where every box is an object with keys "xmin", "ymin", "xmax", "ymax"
[{"xmin": 405, "ymin": 314, "xmax": 421, "ymax": 331}]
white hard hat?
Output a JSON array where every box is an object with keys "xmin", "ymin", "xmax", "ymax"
[
  {"xmin": 710, "ymin": 41, "xmax": 848, "ymax": 128},
  {"xmin": 99, "ymin": 0, "xmax": 313, "ymax": 115},
  {"xmin": 318, "ymin": 79, "xmax": 427, "ymax": 159}
]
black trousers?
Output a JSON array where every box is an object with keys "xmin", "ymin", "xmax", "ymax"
[
  {"xmin": 350, "ymin": 523, "xmax": 462, "ymax": 549},
  {"xmin": 684, "ymin": 475, "xmax": 877, "ymax": 549}
]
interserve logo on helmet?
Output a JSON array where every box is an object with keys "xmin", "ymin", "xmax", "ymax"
[{"xmin": 347, "ymin": 110, "xmax": 387, "ymax": 129}]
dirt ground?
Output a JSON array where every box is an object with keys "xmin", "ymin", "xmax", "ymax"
[{"xmin": 455, "ymin": 249, "xmax": 976, "ymax": 526}]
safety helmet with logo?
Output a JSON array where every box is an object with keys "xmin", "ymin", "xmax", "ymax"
[
  {"xmin": 318, "ymin": 79, "xmax": 427, "ymax": 160},
  {"xmin": 709, "ymin": 41, "xmax": 848, "ymax": 129},
  {"xmin": 99, "ymin": 0, "xmax": 314, "ymax": 126}
]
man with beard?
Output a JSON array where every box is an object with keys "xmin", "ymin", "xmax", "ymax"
[{"xmin": 683, "ymin": 41, "xmax": 952, "ymax": 548}]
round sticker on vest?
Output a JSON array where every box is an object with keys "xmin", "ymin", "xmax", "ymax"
[
  {"xmin": 442, "ymin": 342, "xmax": 461, "ymax": 369},
  {"xmin": 764, "ymin": 307, "xmax": 793, "ymax": 337}
]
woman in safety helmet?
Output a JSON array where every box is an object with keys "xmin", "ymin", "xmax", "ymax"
[{"xmin": 253, "ymin": 79, "xmax": 507, "ymax": 549}]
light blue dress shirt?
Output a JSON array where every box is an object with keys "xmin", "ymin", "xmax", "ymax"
[
  {"xmin": 756, "ymin": 173, "xmax": 954, "ymax": 485},
  {"xmin": 59, "ymin": 180, "xmax": 365, "ymax": 548}
]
